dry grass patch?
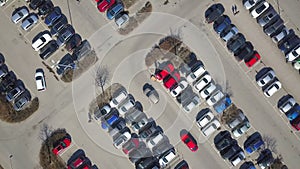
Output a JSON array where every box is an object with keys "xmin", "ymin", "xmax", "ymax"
[
  {"xmin": 61, "ymin": 50, "xmax": 98, "ymax": 83},
  {"xmin": 221, "ymin": 104, "xmax": 239, "ymax": 124},
  {"xmin": 0, "ymin": 96, "xmax": 39, "ymax": 123},
  {"xmin": 123, "ymin": 0, "xmax": 139, "ymax": 9},
  {"xmin": 39, "ymin": 129, "xmax": 68, "ymax": 169}
]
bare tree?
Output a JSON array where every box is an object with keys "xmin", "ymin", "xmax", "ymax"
[
  {"xmin": 169, "ymin": 27, "xmax": 183, "ymax": 55},
  {"xmin": 262, "ymin": 135, "xmax": 277, "ymax": 154},
  {"xmin": 39, "ymin": 123, "xmax": 53, "ymax": 164},
  {"xmin": 95, "ymin": 65, "xmax": 110, "ymax": 94}
]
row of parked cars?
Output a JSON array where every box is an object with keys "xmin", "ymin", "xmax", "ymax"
[
  {"xmin": 278, "ymin": 94, "xmax": 300, "ymax": 131},
  {"xmin": 94, "ymin": 89, "xmax": 189, "ymax": 169},
  {"xmin": 255, "ymin": 67, "xmax": 282, "ymax": 97},
  {"xmin": 205, "ymin": 3, "xmax": 261, "ymax": 68},
  {"xmin": 95, "ymin": 0, "xmax": 129, "ymax": 28},
  {"xmin": 0, "ymin": 55, "xmax": 33, "ymax": 111},
  {"xmin": 242, "ymin": 0, "xmax": 300, "ymax": 72}
]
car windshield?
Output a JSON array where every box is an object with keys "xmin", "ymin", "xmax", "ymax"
[{"xmin": 184, "ymin": 138, "xmax": 191, "ymax": 144}]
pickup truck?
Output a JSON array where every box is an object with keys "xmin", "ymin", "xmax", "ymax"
[{"xmin": 213, "ymin": 96, "xmax": 232, "ymax": 114}]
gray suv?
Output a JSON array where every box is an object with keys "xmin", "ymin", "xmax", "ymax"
[
  {"xmin": 263, "ymin": 17, "xmax": 284, "ymax": 37},
  {"xmin": 257, "ymin": 8, "xmax": 278, "ymax": 27}
]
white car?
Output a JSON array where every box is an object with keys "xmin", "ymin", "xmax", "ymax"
[
  {"xmin": 147, "ymin": 132, "xmax": 164, "ymax": 149},
  {"xmin": 256, "ymin": 70, "xmax": 276, "ymax": 87},
  {"xmin": 194, "ymin": 74, "xmax": 212, "ymax": 92},
  {"xmin": 230, "ymin": 151, "xmax": 246, "ymax": 166},
  {"xmin": 263, "ymin": 80, "xmax": 282, "ymax": 97},
  {"xmin": 186, "ymin": 64, "xmax": 206, "ymax": 83},
  {"xmin": 286, "ymin": 45, "xmax": 300, "ymax": 62},
  {"xmin": 32, "ymin": 32, "xmax": 52, "ymax": 51},
  {"xmin": 233, "ymin": 121, "xmax": 251, "ymax": 137},
  {"xmin": 183, "ymin": 95, "xmax": 200, "ymax": 113},
  {"xmin": 200, "ymin": 83, "xmax": 216, "ymax": 99},
  {"xmin": 115, "ymin": 13, "xmax": 129, "ymax": 28},
  {"xmin": 279, "ymin": 97, "xmax": 296, "ymax": 113},
  {"xmin": 243, "ymin": 0, "xmax": 261, "ymax": 10},
  {"xmin": 110, "ymin": 90, "xmax": 128, "ymax": 108},
  {"xmin": 159, "ymin": 149, "xmax": 176, "ymax": 167},
  {"xmin": 170, "ymin": 80, "xmax": 188, "ymax": 97},
  {"xmin": 251, "ymin": 1, "xmax": 270, "ymax": 18},
  {"xmin": 201, "ymin": 119, "xmax": 221, "ymax": 137},
  {"xmin": 35, "ymin": 69, "xmax": 46, "ymax": 91},
  {"xmin": 131, "ymin": 117, "xmax": 149, "ymax": 132},
  {"xmin": 113, "ymin": 131, "xmax": 131, "ymax": 149},
  {"xmin": 118, "ymin": 98, "xmax": 135, "ymax": 115},
  {"xmin": 0, "ymin": 0, "xmax": 6, "ymax": 6},
  {"xmin": 196, "ymin": 110, "xmax": 214, "ymax": 128},
  {"xmin": 206, "ymin": 90, "xmax": 224, "ymax": 106}
]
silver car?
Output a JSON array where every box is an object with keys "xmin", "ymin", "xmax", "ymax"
[
  {"xmin": 115, "ymin": 12, "xmax": 129, "ymax": 28},
  {"xmin": 21, "ymin": 13, "xmax": 38, "ymax": 31},
  {"xmin": 13, "ymin": 95, "xmax": 30, "ymax": 111},
  {"xmin": 272, "ymin": 28, "xmax": 293, "ymax": 44},
  {"xmin": 11, "ymin": 7, "xmax": 29, "ymax": 24},
  {"xmin": 243, "ymin": 0, "xmax": 261, "ymax": 10},
  {"xmin": 6, "ymin": 85, "xmax": 25, "ymax": 102}
]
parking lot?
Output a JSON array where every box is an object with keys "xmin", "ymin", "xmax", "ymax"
[{"xmin": 1, "ymin": 0, "xmax": 300, "ymax": 169}]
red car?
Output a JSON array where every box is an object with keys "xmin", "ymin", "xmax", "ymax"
[
  {"xmin": 181, "ymin": 133, "xmax": 198, "ymax": 152},
  {"xmin": 97, "ymin": 0, "xmax": 116, "ymax": 12},
  {"xmin": 68, "ymin": 155, "xmax": 86, "ymax": 169},
  {"xmin": 155, "ymin": 63, "xmax": 175, "ymax": 81},
  {"xmin": 163, "ymin": 72, "xmax": 180, "ymax": 89},
  {"xmin": 122, "ymin": 137, "xmax": 140, "ymax": 154},
  {"xmin": 291, "ymin": 116, "xmax": 300, "ymax": 130},
  {"xmin": 245, "ymin": 52, "xmax": 261, "ymax": 67},
  {"xmin": 52, "ymin": 138, "xmax": 71, "ymax": 155}
]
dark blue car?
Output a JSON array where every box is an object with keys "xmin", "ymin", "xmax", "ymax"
[
  {"xmin": 106, "ymin": 3, "xmax": 124, "ymax": 20},
  {"xmin": 44, "ymin": 7, "xmax": 62, "ymax": 27},
  {"xmin": 240, "ymin": 161, "xmax": 256, "ymax": 169},
  {"xmin": 244, "ymin": 132, "xmax": 264, "ymax": 154},
  {"xmin": 213, "ymin": 15, "xmax": 231, "ymax": 34}
]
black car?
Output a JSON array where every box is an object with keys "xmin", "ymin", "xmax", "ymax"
[
  {"xmin": 243, "ymin": 132, "xmax": 264, "ymax": 154},
  {"xmin": 220, "ymin": 143, "xmax": 241, "ymax": 160},
  {"xmin": 50, "ymin": 15, "xmax": 68, "ymax": 36},
  {"xmin": 240, "ymin": 161, "xmax": 256, "ymax": 169},
  {"xmin": 135, "ymin": 157, "xmax": 159, "ymax": 169},
  {"xmin": 39, "ymin": 40, "xmax": 58, "ymax": 60},
  {"xmin": 72, "ymin": 40, "xmax": 92, "ymax": 61},
  {"xmin": 0, "ymin": 72, "xmax": 16, "ymax": 92},
  {"xmin": 263, "ymin": 16, "xmax": 284, "ymax": 37},
  {"xmin": 38, "ymin": 0, "xmax": 54, "ymax": 16},
  {"xmin": 174, "ymin": 160, "xmax": 189, "ymax": 169},
  {"xmin": 227, "ymin": 33, "xmax": 246, "ymax": 55},
  {"xmin": 214, "ymin": 130, "xmax": 237, "ymax": 151},
  {"xmin": 257, "ymin": 149, "xmax": 274, "ymax": 168},
  {"xmin": 56, "ymin": 24, "xmax": 75, "ymax": 46},
  {"xmin": 29, "ymin": 0, "xmax": 45, "ymax": 10},
  {"xmin": 278, "ymin": 34, "xmax": 300, "ymax": 54},
  {"xmin": 56, "ymin": 54, "xmax": 75, "ymax": 75},
  {"xmin": 234, "ymin": 42, "xmax": 254, "ymax": 62},
  {"xmin": 257, "ymin": 8, "xmax": 278, "ymax": 27},
  {"xmin": 65, "ymin": 34, "xmax": 82, "ymax": 52},
  {"xmin": 205, "ymin": 3, "xmax": 225, "ymax": 23}
]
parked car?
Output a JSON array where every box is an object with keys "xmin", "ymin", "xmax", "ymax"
[
  {"xmin": 21, "ymin": 13, "xmax": 38, "ymax": 31},
  {"xmin": 29, "ymin": 0, "xmax": 44, "ymax": 10},
  {"xmin": 263, "ymin": 80, "xmax": 281, "ymax": 97},
  {"xmin": 155, "ymin": 62, "xmax": 175, "ymax": 81},
  {"xmin": 44, "ymin": 7, "xmax": 62, "ymax": 27},
  {"xmin": 97, "ymin": 0, "xmax": 115, "ymax": 12},
  {"xmin": 72, "ymin": 40, "xmax": 92, "ymax": 60},
  {"xmin": 122, "ymin": 134, "xmax": 140, "ymax": 154},
  {"xmin": 109, "ymin": 118, "xmax": 126, "ymax": 138},
  {"xmin": 220, "ymin": 24, "xmax": 239, "ymax": 42},
  {"xmin": 67, "ymin": 155, "xmax": 89, "ymax": 169},
  {"xmin": 227, "ymin": 109, "xmax": 246, "ymax": 129},
  {"xmin": 39, "ymin": 40, "xmax": 59, "ymax": 60},
  {"xmin": 256, "ymin": 69, "xmax": 276, "ymax": 87},
  {"xmin": 257, "ymin": 8, "xmax": 278, "ymax": 27},
  {"xmin": 182, "ymin": 95, "xmax": 200, "ymax": 113},
  {"xmin": 158, "ymin": 148, "xmax": 177, "ymax": 167},
  {"xmin": 278, "ymin": 35, "xmax": 300, "ymax": 55},
  {"xmin": 136, "ymin": 157, "xmax": 159, "ymax": 169},
  {"xmin": 129, "ymin": 147, "xmax": 152, "ymax": 164},
  {"xmin": 139, "ymin": 123, "xmax": 160, "ymax": 139},
  {"xmin": 272, "ymin": 28, "xmax": 293, "ymax": 44},
  {"xmin": 286, "ymin": 44, "xmax": 300, "ymax": 62},
  {"xmin": 263, "ymin": 17, "xmax": 284, "ymax": 37},
  {"xmin": 52, "ymin": 137, "xmax": 71, "ymax": 155},
  {"xmin": 244, "ymin": 132, "xmax": 264, "ymax": 154},
  {"xmin": 257, "ymin": 149, "xmax": 274, "ymax": 169},
  {"xmin": 50, "ymin": 15, "xmax": 68, "ymax": 36},
  {"xmin": 194, "ymin": 74, "xmax": 212, "ymax": 92},
  {"xmin": 174, "ymin": 160, "xmax": 189, "ymax": 169},
  {"xmin": 110, "ymin": 90, "xmax": 128, "ymax": 108},
  {"xmin": 206, "ymin": 90, "xmax": 225, "ymax": 106},
  {"xmin": 106, "ymin": 3, "xmax": 124, "ymax": 20},
  {"xmin": 94, "ymin": 104, "xmax": 111, "ymax": 121},
  {"xmin": 226, "ymin": 33, "xmax": 246, "ymax": 55},
  {"xmin": 196, "ymin": 109, "xmax": 214, "ymax": 128},
  {"xmin": 240, "ymin": 161, "xmax": 256, "ymax": 169},
  {"xmin": 278, "ymin": 95, "xmax": 296, "ymax": 113},
  {"xmin": 65, "ymin": 34, "xmax": 82, "ymax": 52},
  {"xmin": 243, "ymin": 0, "xmax": 261, "ymax": 10},
  {"xmin": 220, "ymin": 143, "xmax": 242, "ymax": 160},
  {"xmin": 285, "ymin": 105, "xmax": 300, "ymax": 121},
  {"xmin": 113, "ymin": 128, "xmax": 131, "ymax": 149},
  {"xmin": 291, "ymin": 115, "xmax": 300, "ymax": 130},
  {"xmin": 201, "ymin": 119, "xmax": 221, "ymax": 137},
  {"xmin": 124, "ymin": 109, "xmax": 147, "ymax": 125},
  {"xmin": 186, "ymin": 63, "xmax": 206, "ymax": 83},
  {"xmin": 0, "ymin": 0, "xmax": 5, "ymax": 6},
  {"xmin": 250, "ymin": 1, "xmax": 270, "ymax": 18},
  {"xmin": 143, "ymin": 83, "xmax": 159, "ymax": 104},
  {"xmin": 55, "ymin": 54, "xmax": 75, "ymax": 75},
  {"xmin": 170, "ymin": 80, "xmax": 189, "ymax": 97},
  {"xmin": 152, "ymin": 141, "xmax": 173, "ymax": 158},
  {"xmin": 163, "ymin": 72, "xmax": 181, "ymax": 90},
  {"xmin": 229, "ymin": 150, "xmax": 245, "ymax": 166},
  {"xmin": 204, "ymin": 3, "xmax": 225, "ymax": 23},
  {"xmin": 38, "ymin": 0, "xmax": 54, "ymax": 16},
  {"xmin": 232, "ymin": 120, "xmax": 251, "ymax": 137},
  {"xmin": 13, "ymin": 95, "xmax": 30, "ymax": 111},
  {"xmin": 6, "ymin": 85, "xmax": 25, "ymax": 102},
  {"xmin": 213, "ymin": 15, "xmax": 231, "ymax": 34},
  {"xmin": 118, "ymin": 98, "xmax": 135, "ymax": 115},
  {"xmin": 131, "ymin": 117, "xmax": 150, "ymax": 133},
  {"xmin": 32, "ymin": 32, "xmax": 52, "ymax": 51},
  {"xmin": 181, "ymin": 133, "xmax": 198, "ymax": 152},
  {"xmin": 0, "ymin": 67, "xmax": 8, "ymax": 79},
  {"xmin": 234, "ymin": 41, "xmax": 254, "ymax": 62},
  {"xmin": 115, "ymin": 12, "xmax": 129, "ymax": 28},
  {"xmin": 101, "ymin": 112, "xmax": 119, "ymax": 130},
  {"xmin": 11, "ymin": 7, "xmax": 29, "ymax": 24},
  {"xmin": 200, "ymin": 83, "xmax": 216, "ymax": 99},
  {"xmin": 214, "ymin": 130, "xmax": 236, "ymax": 151},
  {"xmin": 56, "ymin": 24, "xmax": 75, "ymax": 46},
  {"xmin": 35, "ymin": 69, "xmax": 46, "ymax": 91},
  {"xmin": 244, "ymin": 51, "xmax": 261, "ymax": 67},
  {"xmin": 147, "ymin": 131, "xmax": 165, "ymax": 149}
]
